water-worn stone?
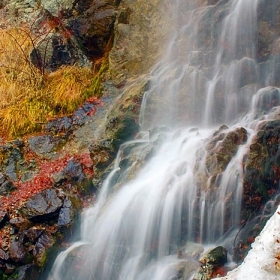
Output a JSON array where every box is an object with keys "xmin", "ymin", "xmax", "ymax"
[
  {"xmin": 20, "ymin": 188, "xmax": 64, "ymax": 221},
  {"xmin": 199, "ymin": 246, "xmax": 227, "ymax": 265}
]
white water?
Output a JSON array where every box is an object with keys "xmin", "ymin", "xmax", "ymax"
[{"xmin": 49, "ymin": 0, "xmax": 280, "ymax": 279}]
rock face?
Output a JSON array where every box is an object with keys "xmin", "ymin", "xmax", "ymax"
[{"xmin": 1, "ymin": 0, "xmax": 121, "ymax": 71}]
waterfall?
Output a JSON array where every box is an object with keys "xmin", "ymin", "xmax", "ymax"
[{"xmin": 49, "ymin": 0, "xmax": 280, "ymax": 279}]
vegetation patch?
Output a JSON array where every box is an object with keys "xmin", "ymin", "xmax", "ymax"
[{"xmin": 0, "ymin": 27, "xmax": 107, "ymax": 138}]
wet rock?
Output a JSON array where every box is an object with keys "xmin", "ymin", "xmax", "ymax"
[
  {"xmin": 110, "ymin": 117, "xmax": 140, "ymax": 149},
  {"xmin": 9, "ymin": 240, "xmax": 26, "ymax": 263},
  {"xmin": 199, "ymin": 246, "xmax": 227, "ymax": 266},
  {"xmin": 257, "ymin": 0, "xmax": 280, "ymax": 61},
  {"xmin": 175, "ymin": 259, "xmax": 200, "ymax": 280},
  {"xmin": 117, "ymin": 141, "xmax": 154, "ymax": 185},
  {"xmin": 253, "ymin": 87, "xmax": 280, "ymax": 112},
  {"xmin": 33, "ymin": 233, "xmax": 55, "ymax": 267},
  {"xmin": 17, "ymin": 264, "xmax": 40, "ymax": 280},
  {"xmin": 52, "ymin": 159, "xmax": 86, "ymax": 187},
  {"xmin": 243, "ymin": 120, "xmax": 280, "ymax": 212},
  {"xmin": 52, "ymin": 171, "xmax": 67, "ymax": 186},
  {"xmin": 89, "ymin": 139, "xmax": 115, "ymax": 169},
  {"xmin": 183, "ymin": 242, "xmax": 204, "ymax": 259},
  {"xmin": 197, "ymin": 126, "xmax": 248, "ymax": 191},
  {"xmin": 20, "ymin": 189, "xmax": 64, "ymax": 221}
]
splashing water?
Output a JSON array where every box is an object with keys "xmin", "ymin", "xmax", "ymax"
[{"xmin": 49, "ymin": 0, "xmax": 280, "ymax": 279}]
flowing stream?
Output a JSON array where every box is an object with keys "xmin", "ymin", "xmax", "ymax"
[{"xmin": 49, "ymin": 0, "xmax": 280, "ymax": 279}]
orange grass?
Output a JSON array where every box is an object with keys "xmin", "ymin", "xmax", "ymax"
[{"xmin": 0, "ymin": 27, "xmax": 104, "ymax": 138}]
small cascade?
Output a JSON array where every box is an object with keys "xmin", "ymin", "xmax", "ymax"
[{"xmin": 49, "ymin": 0, "xmax": 280, "ymax": 279}]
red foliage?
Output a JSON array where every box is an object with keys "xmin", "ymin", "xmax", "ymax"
[
  {"xmin": 74, "ymin": 153, "xmax": 94, "ymax": 176},
  {"xmin": 86, "ymin": 97, "xmax": 105, "ymax": 106},
  {"xmin": 87, "ymin": 107, "xmax": 96, "ymax": 117},
  {"xmin": 247, "ymin": 236, "xmax": 255, "ymax": 243},
  {"xmin": 211, "ymin": 266, "xmax": 227, "ymax": 278},
  {"xmin": 0, "ymin": 153, "xmax": 94, "ymax": 215}
]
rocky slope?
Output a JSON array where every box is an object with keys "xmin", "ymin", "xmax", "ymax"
[
  {"xmin": 0, "ymin": 0, "xmax": 168, "ymax": 279},
  {"xmin": 0, "ymin": 0, "xmax": 280, "ymax": 279}
]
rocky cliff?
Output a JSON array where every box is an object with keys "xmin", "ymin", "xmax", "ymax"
[{"xmin": 0, "ymin": 0, "xmax": 280, "ymax": 279}]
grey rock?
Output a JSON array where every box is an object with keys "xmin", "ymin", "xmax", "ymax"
[{"xmin": 20, "ymin": 188, "xmax": 64, "ymax": 221}]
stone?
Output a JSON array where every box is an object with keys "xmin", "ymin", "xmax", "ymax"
[
  {"xmin": 64, "ymin": 159, "xmax": 86, "ymax": 182},
  {"xmin": 9, "ymin": 240, "xmax": 26, "ymax": 263},
  {"xmin": 33, "ymin": 233, "xmax": 55, "ymax": 267},
  {"xmin": 23, "ymin": 227, "xmax": 44, "ymax": 243},
  {"xmin": 0, "ymin": 211, "xmax": 8, "ymax": 228},
  {"xmin": 20, "ymin": 188, "xmax": 64, "ymax": 221},
  {"xmin": 72, "ymin": 102, "xmax": 96, "ymax": 126},
  {"xmin": 0, "ymin": 172, "xmax": 15, "ymax": 196},
  {"xmin": 28, "ymin": 135, "xmax": 61, "ymax": 159},
  {"xmin": 58, "ymin": 197, "xmax": 74, "ymax": 227},
  {"xmin": 193, "ymin": 246, "xmax": 227, "ymax": 280},
  {"xmin": 184, "ymin": 242, "xmax": 204, "ymax": 259},
  {"xmin": 4, "ymin": 263, "xmax": 15, "ymax": 274},
  {"xmin": 199, "ymin": 246, "xmax": 227, "ymax": 266},
  {"xmin": 17, "ymin": 264, "xmax": 40, "ymax": 280},
  {"xmin": 9, "ymin": 217, "xmax": 33, "ymax": 231},
  {"xmin": 45, "ymin": 116, "xmax": 73, "ymax": 135},
  {"xmin": 0, "ymin": 249, "xmax": 9, "ymax": 261}
]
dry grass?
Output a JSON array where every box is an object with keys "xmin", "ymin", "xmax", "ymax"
[
  {"xmin": 47, "ymin": 65, "xmax": 93, "ymax": 113},
  {"xmin": 0, "ymin": 27, "xmax": 105, "ymax": 138}
]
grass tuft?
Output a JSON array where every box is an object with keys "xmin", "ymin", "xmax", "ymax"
[{"xmin": 0, "ymin": 27, "xmax": 108, "ymax": 138}]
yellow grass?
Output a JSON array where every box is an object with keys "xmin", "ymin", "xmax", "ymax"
[{"xmin": 0, "ymin": 27, "xmax": 105, "ymax": 138}]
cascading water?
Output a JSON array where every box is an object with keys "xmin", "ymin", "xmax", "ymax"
[{"xmin": 49, "ymin": 0, "xmax": 280, "ymax": 279}]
